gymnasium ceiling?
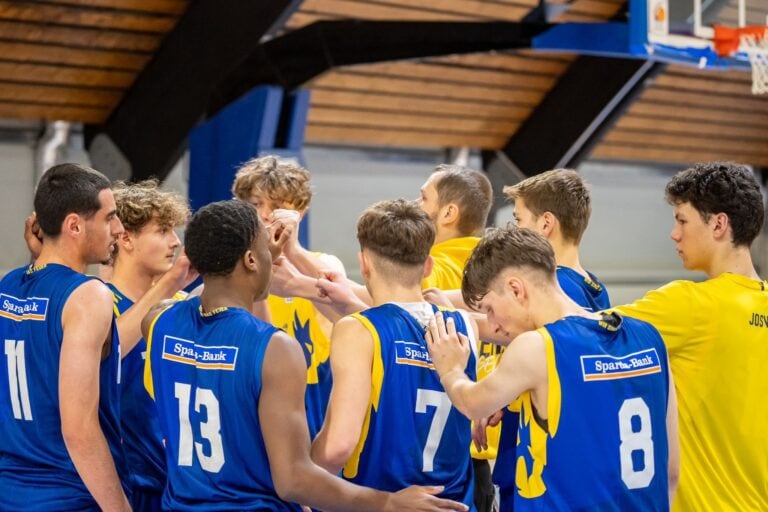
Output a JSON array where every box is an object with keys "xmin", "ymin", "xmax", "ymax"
[{"xmin": 0, "ymin": 0, "xmax": 766, "ymax": 174}]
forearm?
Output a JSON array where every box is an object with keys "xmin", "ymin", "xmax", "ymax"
[
  {"xmin": 351, "ymin": 281, "xmax": 373, "ymax": 307},
  {"xmin": 286, "ymin": 245, "xmax": 326, "ymax": 278},
  {"xmin": 286, "ymin": 461, "xmax": 390, "ymax": 512},
  {"xmin": 118, "ymin": 276, "xmax": 181, "ymax": 356},
  {"xmin": 439, "ymin": 368, "xmax": 489, "ymax": 421},
  {"xmin": 63, "ymin": 422, "xmax": 129, "ymax": 511},
  {"xmin": 310, "ymin": 429, "xmax": 354, "ymax": 475}
]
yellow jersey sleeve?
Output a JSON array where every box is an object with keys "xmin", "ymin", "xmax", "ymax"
[{"xmin": 612, "ymin": 280, "xmax": 696, "ymax": 357}]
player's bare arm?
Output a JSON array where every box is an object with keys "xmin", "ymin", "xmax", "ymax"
[
  {"xmin": 261, "ymin": 330, "xmax": 468, "ymax": 512},
  {"xmin": 666, "ymin": 364, "xmax": 680, "ymax": 506},
  {"xmin": 117, "ymin": 249, "xmax": 197, "ymax": 356},
  {"xmin": 427, "ymin": 311, "xmax": 546, "ymax": 421},
  {"xmin": 311, "ymin": 317, "xmax": 374, "ymax": 473},
  {"xmin": 59, "ymin": 279, "xmax": 131, "ymax": 512}
]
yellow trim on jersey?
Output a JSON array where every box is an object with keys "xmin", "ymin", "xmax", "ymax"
[
  {"xmin": 143, "ymin": 309, "xmax": 168, "ymax": 400},
  {"xmin": 342, "ymin": 313, "xmax": 384, "ymax": 479},
  {"xmin": 515, "ymin": 328, "xmax": 562, "ymax": 499}
]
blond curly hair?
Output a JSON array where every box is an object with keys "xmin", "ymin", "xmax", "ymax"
[
  {"xmin": 112, "ymin": 179, "xmax": 189, "ymax": 232},
  {"xmin": 231, "ymin": 155, "xmax": 312, "ymax": 211}
]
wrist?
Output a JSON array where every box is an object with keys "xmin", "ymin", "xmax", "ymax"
[{"xmin": 439, "ymin": 366, "xmax": 466, "ymax": 391}]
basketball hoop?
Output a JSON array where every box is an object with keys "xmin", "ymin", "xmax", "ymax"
[{"xmin": 713, "ymin": 25, "xmax": 768, "ymax": 95}]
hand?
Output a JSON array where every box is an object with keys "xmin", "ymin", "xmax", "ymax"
[
  {"xmin": 487, "ymin": 409, "xmax": 504, "ymax": 427},
  {"xmin": 266, "ymin": 219, "xmax": 293, "ymax": 261},
  {"xmin": 425, "ymin": 312, "xmax": 470, "ymax": 377},
  {"xmin": 423, "ymin": 288, "xmax": 453, "ymax": 309},
  {"xmin": 315, "ymin": 271, "xmax": 366, "ymax": 314},
  {"xmin": 24, "ymin": 212, "xmax": 43, "ymax": 261},
  {"xmin": 158, "ymin": 248, "xmax": 198, "ymax": 291},
  {"xmin": 271, "ymin": 209, "xmax": 301, "ymax": 256},
  {"xmin": 472, "ymin": 416, "xmax": 490, "ymax": 453},
  {"xmin": 270, "ymin": 256, "xmax": 303, "ymax": 297},
  {"xmin": 385, "ymin": 485, "xmax": 468, "ymax": 512}
]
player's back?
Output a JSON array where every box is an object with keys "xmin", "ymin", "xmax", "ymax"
[
  {"xmin": 515, "ymin": 313, "xmax": 670, "ymax": 512},
  {"xmin": 145, "ymin": 296, "xmax": 301, "ymax": 511},
  {"xmin": 344, "ymin": 302, "xmax": 476, "ymax": 509},
  {"xmin": 0, "ymin": 264, "xmax": 126, "ymax": 511}
]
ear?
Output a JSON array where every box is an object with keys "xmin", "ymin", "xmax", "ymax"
[
  {"xmin": 62, "ymin": 213, "xmax": 82, "ymax": 238},
  {"xmin": 711, "ymin": 212, "xmax": 730, "ymax": 241},
  {"xmin": 440, "ymin": 203, "xmax": 459, "ymax": 227},
  {"xmin": 505, "ymin": 274, "xmax": 527, "ymax": 303},
  {"xmin": 116, "ymin": 230, "xmax": 134, "ymax": 252},
  {"xmin": 358, "ymin": 251, "xmax": 370, "ymax": 278},
  {"xmin": 539, "ymin": 211, "xmax": 557, "ymax": 238},
  {"xmin": 422, "ymin": 255, "xmax": 434, "ymax": 280},
  {"xmin": 243, "ymin": 248, "xmax": 259, "ymax": 271}
]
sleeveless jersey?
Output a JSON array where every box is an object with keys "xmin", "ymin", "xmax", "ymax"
[
  {"xmin": 145, "ymin": 296, "xmax": 301, "ymax": 511},
  {"xmin": 515, "ymin": 314, "xmax": 670, "ymax": 511},
  {"xmin": 0, "ymin": 264, "xmax": 127, "ymax": 510},
  {"xmin": 494, "ymin": 266, "xmax": 611, "ymax": 511},
  {"xmin": 343, "ymin": 303, "xmax": 476, "ymax": 509},
  {"xmin": 108, "ymin": 284, "xmax": 168, "ymax": 493},
  {"xmin": 268, "ymin": 294, "xmax": 330, "ymax": 439}
]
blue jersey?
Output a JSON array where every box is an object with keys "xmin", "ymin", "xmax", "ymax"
[
  {"xmin": 557, "ymin": 266, "xmax": 611, "ymax": 312},
  {"xmin": 108, "ymin": 284, "xmax": 166, "ymax": 494},
  {"xmin": 494, "ymin": 267, "xmax": 611, "ymax": 511},
  {"xmin": 515, "ymin": 314, "xmax": 670, "ymax": 511},
  {"xmin": 343, "ymin": 303, "xmax": 476, "ymax": 509},
  {"xmin": 145, "ymin": 296, "xmax": 301, "ymax": 511},
  {"xmin": 0, "ymin": 264, "xmax": 128, "ymax": 510}
]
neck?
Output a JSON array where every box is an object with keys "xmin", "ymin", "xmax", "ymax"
[
  {"xmin": 704, "ymin": 244, "xmax": 760, "ymax": 280},
  {"xmin": 35, "ymin": 240, "xmax": 88, "ymax": 274},
  {"xmin": 550, "ymin": 237, "xmax": 587, "ymax": 276},
  {"xmin": 366, "ymin": 273, "xmax": 425, "ymax": 306},
  {"xmin": 199, "ymin": 274, "xmax": 255, "ymax": 313},
  {"xmin": 110, "ymin": 258, "xmax": 155, "ymax": 302},
  {"xmin": 530, "ymin": 284, "xmax": 597, "ymax": 327},
  {"xmin": 434, "ymin": 227, "xmax": 464, "ymax": 245}
]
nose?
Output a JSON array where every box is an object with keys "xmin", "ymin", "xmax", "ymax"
[
  {"xmin": 169, "ymin": 230, "xmax": 181, "ymax": 248},
  {"xmin": 670, "ymin": 224, "xmax": 681, "ymax": 242},
  {"xmin": 112, "ymin": 216, "xmax": 124, "ymax": 236},
  {"xmin": 257, "ymin": 206, "xmax": 273, "ymax": 224}
]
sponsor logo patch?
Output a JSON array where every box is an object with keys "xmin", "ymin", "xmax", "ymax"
[
  {"xmin": 162, "ymin": 335, "xmax": 238, "ymax": 370},
  {"xmin": 394, "ymin": 340, "xmax": 434, "ymax": 369},
  {"xmin": 580, "ymin": 348, "xmax": 662, "ymax": 381},
  {"xmin": 0, "ymin": 294, "xmax": 49, "ymax": 322}
]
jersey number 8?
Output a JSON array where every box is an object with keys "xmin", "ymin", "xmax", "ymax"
[{"xmin": 619, "ymin": 397, "xmax": 655, "ymax": 489}]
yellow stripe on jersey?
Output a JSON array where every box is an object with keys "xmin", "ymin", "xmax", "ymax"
[
  {"xmin": 342, "ymin": 313, "xmax": 384, "ymax": 479},
  {"xmin": 515, "ymin": 328, "xmax": 562, "ymax": 499},
  {"xmin": 143, "ymin": 308, "xmax": 170, "ymax": 400}
]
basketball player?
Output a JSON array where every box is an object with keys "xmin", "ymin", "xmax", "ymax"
[
  {"xmin": 231, "ymin": 155, "xmax": 342, "ymax": 439},
  {"xmin": 614, "ymin": 162, "xmax": 768, "ymax": 511},
  {"xmin": 427, "ymin": 226, "xmax": 679, "ymax": 511},
  {"xmin": 142, "ymin": 199, "xmax": 467, "ymax": 512},
  {"xmin": 108, "ymin": 180, "xmax": 194, "ymax": 511},
  {"xmin": 0, "ymin": 164, "xmax": 130, "ymax": 510},
  {"xmin": 310, "ymin": 200, "xmax": 477, "ymax": 509}
]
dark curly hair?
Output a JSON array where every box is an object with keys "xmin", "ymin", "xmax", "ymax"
[
  {"xmin": 666, "ymin": 162, "xmax": 764, "ymax": 247},
  {"xmin": 462, "ymin": 226, "xmax": 556, "ymax": 309},
  {"xmin": 185, "ymin": 200, "xmax": 261, "ymax": 276}
]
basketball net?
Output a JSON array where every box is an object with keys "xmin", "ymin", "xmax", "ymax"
[{"xmin": 713, "ymin": 25, "xmax": 768, "ymax": 95}]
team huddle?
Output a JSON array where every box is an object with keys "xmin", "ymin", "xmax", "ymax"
[{"xmin": 0, "ymin": 157, "xmax": 765, "ymax": 512}]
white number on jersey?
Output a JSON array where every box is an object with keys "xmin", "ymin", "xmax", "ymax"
[
  {"xmin": 618, "ymin": 397, "xmax": 655, "ymax": 489},
  {"xmin": 174, "ymin": 382, "xmax": 225, "ymax": 473},
  {"xmin": 415, "ymin": 389, "xmax": 452, "ymax": 472},
  {"xmin": 4, "ymin": 339, "xmax": 32, "ymax": 421}
]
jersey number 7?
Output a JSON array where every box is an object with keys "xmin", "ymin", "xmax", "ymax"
[{"xmin": 415, "ymin": 389, "xmax": 453, "ymax": 472}]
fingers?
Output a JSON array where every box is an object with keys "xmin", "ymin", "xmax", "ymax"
[
  {"xmin": 418, "ymin": 485, "xmax": 444, "ymax": 496},
  {"xmin": 488, "ymin": 409, "xmax": 504, "ymax": 427}
]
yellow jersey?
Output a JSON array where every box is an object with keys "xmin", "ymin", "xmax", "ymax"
[
  {"xmin": 267, "ymin": 294, "xmax": 331, "ymax": 439},
  {"xmin": 422, "ymin": 236, "xmax": 501, "ymax": 460},
  {"xmin": 614, "ymin": 273, "xmax": 768, "ymax": 512}
]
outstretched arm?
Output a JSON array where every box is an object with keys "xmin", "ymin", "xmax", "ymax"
[
  {"xmin": 427, "ymin": 312, "xmax": 546, "ymax": 420},
  {"xmin": 60, "ymin": 280, "xmax": 130, "ymax": 512},
  {"xmin": 261, "ymin": 331, "xmax": 468, "ymax": 512},
  {"xmin": 311, "ymin": 317, "xmax": 373, "ymax": 473}
]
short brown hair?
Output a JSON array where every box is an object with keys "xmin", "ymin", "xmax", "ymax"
[
  {"xmin": 462, "ymin": 226, "xmax": 556, "ymax": 309},
  {"xmin": 434, "ymin": 164, "xmax": 493, "ymax": 236},
  {"xmin": 357, "ymin": 199, "xmax": 435, "ymax": 284},
  {"xmin": 231, "ymin": 155, "xmax": 312, "ymax": 210},
  {"xmin": 112, "ymin": 179, "xmax": 189, "ymax": 232},
  {"xmin": 504, "ymin": 168, "xmax": 591, "ymax": 243}
]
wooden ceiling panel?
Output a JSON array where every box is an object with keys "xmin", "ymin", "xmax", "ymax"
[
  {"xmin": 0, "ymin": 62, "xmax": 135, "ymax": 88},
  {"xmin": 0, "ymin": 83, "xmax": 122, "ymax": 107},
  {"xmin": 43, "ymin": 0, "xmax": 188, "ymax": 15},
  {"xmin": 305, "ymin": 124, "xmax": 508, "ymax": 149},
  {"xmin": 0, "ymin": 1, "xmax": 181, "ymax": 33},
  {"xmin": 0, "ymin": 102, "xmax": 109, "ymax": 123},
  {"xmin": 0, "ymin": 20, "xmax": 162, "ymax": 52},
  {"xmin": 0, "ymin": 42, "xmax": 150, "ymax": 71}
]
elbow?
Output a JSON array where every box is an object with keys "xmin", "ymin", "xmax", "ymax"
[
  {"xmin": 668, "ymin": 462, "xmax": 680, "ymax": 499},
  {"xmin": 273, "ymin": 475, "xmax": 302, "ymax": 504},
  {"xmin": 315, "ymin": 436, "xmax": 356, "ymax": 472}
]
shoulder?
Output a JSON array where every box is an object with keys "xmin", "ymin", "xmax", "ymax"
[
  {"xmin": 68, "ymin": 278, "xmax": 113, "ymax": 306},
  {"xmin": 333, "ymin": 314, "xmax": 371, "ymax": 338}
]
